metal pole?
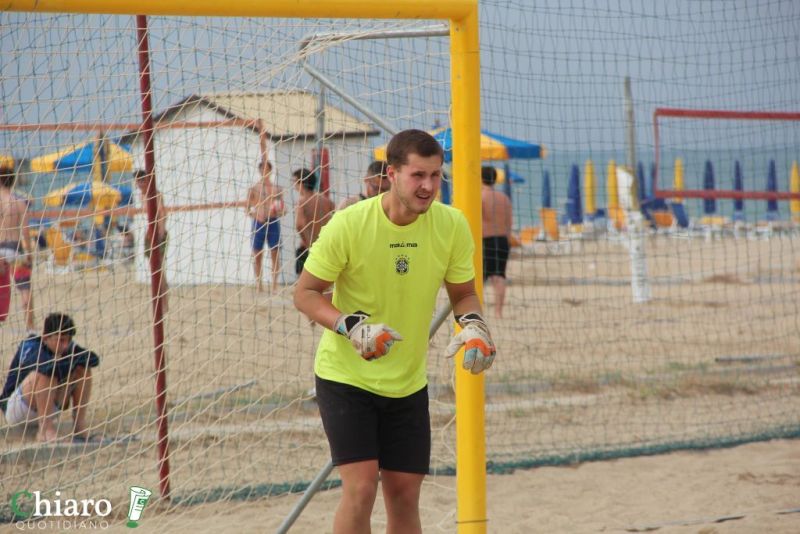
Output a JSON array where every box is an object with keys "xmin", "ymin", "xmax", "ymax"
[
  {"xmin": 300, "ymin": 25, "xmax": 448, "ymax": 138},
  {"xmin": 136, "ymin": 14, "xmax": 172, "ymax": 499},
  {"xmin": 624, "ymin": 76, "xmax": 639, "ymax": 210},
  {"xmin": 303, "ymin": 63, "xmax": 399, "ymax": 135}
]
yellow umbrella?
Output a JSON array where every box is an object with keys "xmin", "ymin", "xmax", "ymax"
[
  {"xmin": 584, "ymin": 159, "xmax": 596, "ymax": 216},
  {"xmin": 0, "ymin": 154, "xmax": 14, "ymax": 169},
  {"xmin": 673, "ymin": 158, "xmax": 684, "ymax": 203},
  {"xmin": 790, "ymin": 160, "xmax": 800, "ymax": 222},
  {"xmin": 606, "ymin": 159, "xmax": 618, "ymax": 210},
  {"xmin": 43, "ymin": 180, "xmax": 122, "ymax": 209},
  {"xmin": 30, "ymin": 139, "xmax": 133, "ymax": 174}
]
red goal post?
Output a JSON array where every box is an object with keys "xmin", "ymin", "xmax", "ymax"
[{"xmin": 653, "ymin": 107, "xmax": 800, "ymax": 200}]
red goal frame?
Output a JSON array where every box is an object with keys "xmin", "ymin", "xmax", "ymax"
[{"xmin": 653, "ymin": 107, "xmax": 800, "ymax": 200}]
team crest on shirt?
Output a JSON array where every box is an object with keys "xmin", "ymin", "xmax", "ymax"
[{"xmin": 395, "ymin": 254, "xmax": 410, "ymax": 275}]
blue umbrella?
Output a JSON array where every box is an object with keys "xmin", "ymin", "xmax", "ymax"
[
  {"xmin": 766, "ymin": 159, "xmax": 778, "ymax": 219},
  {"xmin": 648, "ymin": 161, "xmax": 667, "ymax": 211},
  {"xmin": 733, "ymin": 160, "xmax": 744, "ymax": 220},
  {"xmin": 636, "ymin": 161, "xmax": 647, "ymax": 203},
  {"xmin": 565, "ymin": 164, "xmax": 583, "ymax": 224},
  {"xmin": 541, "ymin": 170, "xmax": 552, "ymax": 208},
  {"xmin": 374, "ymin": 127, "xmax": 546, "ymax": 164},
  {"xmin": 703, "ymin": 160, "xmax": 716, "ymax": 215}
]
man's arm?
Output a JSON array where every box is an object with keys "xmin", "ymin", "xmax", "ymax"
[
  {"xmin": 505, "ymin": 195, "xmax": 514, "ymax": 238},
  {"xmin": 293, "ymin": 269, "xmax": 341, "ymax": 330},
  {"xmin": 445, "ymin": 279, "xmax": 483, "ymax": 317},
  {"xmin": 444, "ymin": 278, "xmax": 496, "ymax": 374},
  {"xmin": 245, "ymin": 186, "xmax": 256, "ymax": 218}
]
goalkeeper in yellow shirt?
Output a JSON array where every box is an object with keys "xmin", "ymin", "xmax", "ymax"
[{"xmin": 294, "ymin": 129, "xmax": 496, "ymax": 534}]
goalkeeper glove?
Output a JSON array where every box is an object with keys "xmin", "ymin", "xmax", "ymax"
[
  {"xmin": 334, "ymin": 311, "xmax": 403, "ymax": 361},
  {"xmin": 444, "ymin": 312, "xmax": 496, "ymax": 374}
]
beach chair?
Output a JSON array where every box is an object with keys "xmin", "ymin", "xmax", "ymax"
[
  {"xmin": 45, "ymin": 226, "xmax": 73, "ymax": 268},
  {"xmin": 669, "ymin": 202, "xmax": 690, "ymax": 230},
  {"xmin": 607, "ymin": 206, "xmax": 626, "ymax": 232},
  {"xmin": 539, "ymin": 207, "xmax": 560, "ymax": 241},
  {"xmin": 518, "ymin": 226, "xmax": 539, "ymax": 246}
]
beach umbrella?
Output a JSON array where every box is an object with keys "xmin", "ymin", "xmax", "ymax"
[
  {"xmin": 673, "ymin": 158, "xmax": 684, "ymax": 203},
  {"xmin": 43, "ymin": 180, "xmax": 123, "ymax": 210},
  {"xmin": 733, "ymin": 160, "xmax": 744, "ymax": 221},
  {"xmin": 494, "ymin": 167, "xmax": 525, "ymax": 185},
  {"xmin": 565, "ymin": 164, "xmax": 582, "ymax": 224},
  {"xmin": 703, "ymin": 160, "xmax": 716, "ymax": 215},
  {"xmin": 30, "ymin": 139, "xmax": 133, "ymax": 174},
  {"xmin": 373, "ymin": 127, "xmax": 545, "ymax": 163},
  {"xmin": 636, "ymin": 161, "xmax": 647, "ymax": 203},
  {"xmin": 541, "ymin": 170, "xmax": 552, "ymax": 208},
  {"xmin": 766, "ymin": 159, "xmax": 778, "ymax": 218},
  {"xmin": 584, "ymin": 159, "xmax": 596, "ymax": 217},
  {"xmin": 606, "ymin": 159, "xmax": 619, "ymax": 211},
  {"xmin": 790, "ymin": 161, "xmax": 800, "ymax": 222}
]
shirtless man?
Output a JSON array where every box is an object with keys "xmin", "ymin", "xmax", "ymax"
[
  {"xmin": 135, "ymin": 169, "xmax": 169, "ymax": 311},
  {"xmin": 246, "ymin": 160, "xmax": 286, "ymax": 293},
  {"xmin": 481, "ymin": 166, "xmax": 513, "ymax": 318},
  {"xmin": 293, "ymin": 168, "xmax": 335, "ymax": 275},
  {"xmin": 0, "ymin": 166, "xmax": 34, "ymax": 329},
  {"xmin": 338, "ymin": 160, "xmax": 390, "ymax": 210}
]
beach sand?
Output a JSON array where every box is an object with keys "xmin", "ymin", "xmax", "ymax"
[{"xmin": 1, "ymin": 231, "xmax": 798, "ymax": 532}]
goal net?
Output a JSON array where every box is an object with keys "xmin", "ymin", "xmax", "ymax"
[{"xmin": 2, "ymin": 2, "xmax": 800, "ymax": 531}]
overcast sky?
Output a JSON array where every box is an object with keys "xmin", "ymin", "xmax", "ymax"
[{"xmin": 2, "ymin": 0, "xmax": 798, "ymax": 158}]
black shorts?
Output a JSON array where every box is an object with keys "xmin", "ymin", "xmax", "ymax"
[
  {"xmin": 483, "ymin": 235, "xmax": 510, "ymax": 279},
  {"xmin": 295, "ymin": 246, "xmax": 308, "ymax": 275},
  {"xmin": 315, "ymin": 375, "xmax": 431, "ymax": 474}
]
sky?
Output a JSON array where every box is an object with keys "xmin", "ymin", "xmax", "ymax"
[{"xmin": 1, "ymin": 0, "xmax": 798, "ymax": 160}]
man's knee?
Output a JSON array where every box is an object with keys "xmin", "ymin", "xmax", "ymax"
[{"xmin": 381, "ymin": 472, "xmax": 423, "ymax": 508}]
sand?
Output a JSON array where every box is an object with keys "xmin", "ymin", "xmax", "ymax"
[
  {"xmin": 109, "ymin": 438, "xmax": 799, "ymax": 533},
  {"xmin": 1, "ymin": 231, "xmax": 798, "ymax": 532}
]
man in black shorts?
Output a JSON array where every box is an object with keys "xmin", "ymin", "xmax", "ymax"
[
  {"xmin": 294, "ymin": 129, "xmax": 497, "ymax": 533},
  {"xmin": 481, "ymin": 166, "xmax": 513, "ymax": 318}
]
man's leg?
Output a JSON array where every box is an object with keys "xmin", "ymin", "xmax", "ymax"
[
  {"xmin": 269, "ymin": 246, "xmax": 280, "ymax": 293},
  {"xmin": 334, "ymin": 460, "xmax": 380, "ymax": 534},
  {"xmin": 67, "ymin": 365, "xmax": 92, "ymax": 438},
  {"xmin": 20, "ymin": 371, "xmax": 61, "ymax": 442},
  {"xmin": 490, "ymin": 275, "xmax": 506, "ymax": 318},
  {"xmin": 381, "ymin": 470, "xmax": 424, "ymax": 534},
  {"xmin": 19, "ymin": 288, "xmax": 34, "ymax": 331},
  {"xmin": 253, "ymin": 250, "xmax": 264, "ymax": 292}
]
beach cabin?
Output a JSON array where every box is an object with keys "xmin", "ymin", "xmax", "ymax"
[{"xmin": 124, "ymin": 91, "xmax": 379, "ymax": 286}]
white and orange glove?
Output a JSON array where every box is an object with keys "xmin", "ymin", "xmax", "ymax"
[
  {"xmin": 334, "ymin": 311, "xmax": 403, "ymax": 361},
  {"xmin": 444, "ymin": 312, "xmax": 496, "ymax": 374}
]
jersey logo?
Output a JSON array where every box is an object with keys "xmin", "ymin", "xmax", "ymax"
[{"xmin": 395, "ymin": 254, "xmax": 410, "ymax": 275}]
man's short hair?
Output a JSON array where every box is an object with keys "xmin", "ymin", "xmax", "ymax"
[
  {"xmin": 43, "ymin": 313, "xmax": 76, "ymax": 338},
  {"xmin": 0, "ymin": 166, "xmax": 16, "ymax": 189},
  {"xmin": 259, "ymin": 159, "xmax": 272, "ymax": 171},
  {"xmin": 481, "ymin": 166, "xmax": 497, "ymax": 185},
  {"xmin": 366, "ymin": 160, "xmax": 388, "ymax": 180},
  {"xmin": 133, "ymin": 169, "xmax": 147, "ymax": 181},
  {"xmin": 386, "ymin": 129, "xmax": 444, "ymax": 169},
  {"xmin": 293, "ymin": 168, "xmax": 317, "ymax": 191}
]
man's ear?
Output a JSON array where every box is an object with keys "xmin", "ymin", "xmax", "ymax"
[{"xmin": 386, "ymin": 165, "xmax": 398, "ymax": 184}]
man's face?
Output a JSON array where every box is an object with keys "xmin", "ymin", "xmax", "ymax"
[
  {"xmin": 387, "ymin": 153, "xmax": 442, "ymax": 215},
  {"xmin": 365, "ymin": 173, "xmax": 391, "ymax": 197},
  {"xmin": 42, "ymin": 333, "xmax": 72, "ymax": 356}
]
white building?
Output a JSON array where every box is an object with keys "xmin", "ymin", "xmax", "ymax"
[{"xmin": 125, "ymin": 91, "xmax": 379, "ymax": 286}]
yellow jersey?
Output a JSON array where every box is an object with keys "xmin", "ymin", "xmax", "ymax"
[{"xmin": 304, "ymin": 194, "xmax": 475, "ymax": 397}]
